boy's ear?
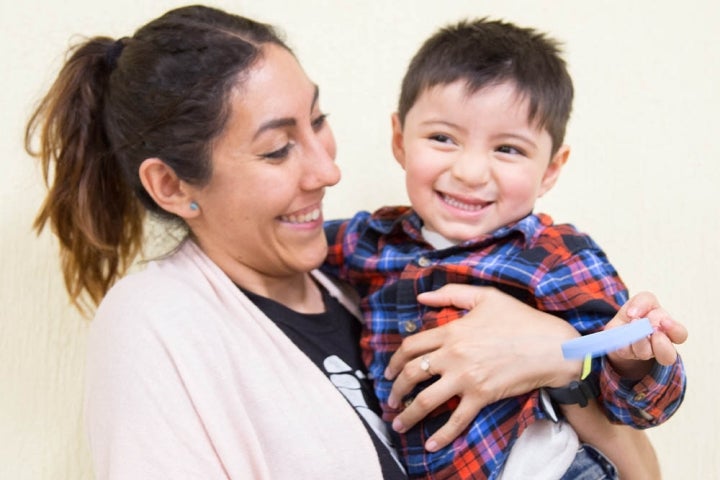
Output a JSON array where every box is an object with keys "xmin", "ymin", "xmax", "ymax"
[
  {"xmin": 138, "ymin": 158, "xmax": 200, "ymax": 219},
  {"xmin": 391, "ymin": 113, "xmax": 407, "ymax": 169},
  {"xmin": 538, "ymin": 145, "xmax": 570, "ymax": 197}
]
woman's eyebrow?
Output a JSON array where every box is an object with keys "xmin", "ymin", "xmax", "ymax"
[
  {"xmin": 252, "ymin": 85, "xmax": 320, "ymax": 141},
  {"xmin": 253, "ymin": 117, "xmax": 296, "ymax": 140}
]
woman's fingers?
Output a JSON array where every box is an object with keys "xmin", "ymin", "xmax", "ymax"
[
  {"xmin": 422, "ymin": 397, "xmax": 486, "ymax": 451},
  {"xmin": 388, "ymin": 349, "xmax": 442, "ymax": 408},
  {"xmin": 388, "ymin": 285, "xmax": 501, "ymax": 380},
  {"xmin": 416, "ymin": 283, "xmax": 492, "ymax": 310},
  {"xmin": 385, "ymin": 327, "xmax": 444, "ymax": 381},
  {"xmin": 391, "ymin": 379, "xmax": 451, "ymax": 434}
]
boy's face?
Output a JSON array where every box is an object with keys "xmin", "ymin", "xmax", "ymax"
[{"xmin": 392, "ymin": 80, "xmax": 569, "ymax": 243}]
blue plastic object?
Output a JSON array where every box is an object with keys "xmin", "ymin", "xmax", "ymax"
[{"xmin": 562, "ymin": 318, "xmax": 654, "ymax": 360}]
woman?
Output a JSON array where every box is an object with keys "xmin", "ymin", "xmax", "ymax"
[{"xmin": 26, "ymin": 5, "xmax": 677, "ymax": 478}]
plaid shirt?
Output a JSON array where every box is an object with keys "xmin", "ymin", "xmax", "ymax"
[{"xmin": 323, "ymin": 207, "xmax": 686, "ymax": 479}]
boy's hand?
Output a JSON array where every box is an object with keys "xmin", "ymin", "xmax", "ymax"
[{"xmin": 604, "ymin": 291, "xmax": 688, "ymax": 379}]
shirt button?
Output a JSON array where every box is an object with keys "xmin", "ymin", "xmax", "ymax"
[
  {"xmin": 402, "ymin": 321, "xmax": 418, "ymax": 333},
  {"xmin": 417, "ymin": 256, "xmax": 431, "ymax": 267},
  {"xmin": 639, "ymin": 409, "xmax": 655, "ymax": 421},
  {"xmin": 633, "ymin": 393, "xmax": 647, "ymax": 402}
]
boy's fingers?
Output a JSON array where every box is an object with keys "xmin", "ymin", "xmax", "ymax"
[
  {"xmin": 629, "ymin": 338, "xmax": 654, "ymax": 360},
  {"xmin": 651, "ymin": 333, "xmax": 678, "ymax": 366},
  {"xmin": 660, "ymin": 319, "xmax": 688, "ymax": 345},
  {"xmin": 622, "ymin": 291, "xmax": 660, "ymax": 319}
]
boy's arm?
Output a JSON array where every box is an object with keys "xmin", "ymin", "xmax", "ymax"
[
  {"xmin": 322, "ymin": 211, "xmax": 378, "ymax": 296},
  {"xmin": 598, "ymin": 292, "xmax": 688, "ymax": 427},
  {"xmin": 323, "ymin": 218, "xmax": 351, "ymax": 278},
  {"xmin": 604, "ymin": 292, "xmax": 688, "ymax": 378},
  {"xmin": 537, "ymin": 248, "xmax": 687, "ymax": 428}
]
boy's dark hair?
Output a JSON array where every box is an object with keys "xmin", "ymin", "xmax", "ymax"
[{"xmin": 397, "ymin": 18, "xmax": 573, "ymax": 153}]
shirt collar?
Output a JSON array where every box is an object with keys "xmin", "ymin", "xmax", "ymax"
[{"xmin": 367, "ymin": 207, "xmax": 551, "ymax": 249}]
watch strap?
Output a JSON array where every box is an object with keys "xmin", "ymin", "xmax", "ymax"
[{"xmin": 546, "ymin": 371, "xmax": 600, "ymax": 407}]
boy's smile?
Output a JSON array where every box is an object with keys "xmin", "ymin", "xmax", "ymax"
[{"xmin": 392, "ymin": 80, "xmax": 569, "ymax": 244}]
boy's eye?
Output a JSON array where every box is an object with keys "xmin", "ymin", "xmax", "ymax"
[
  {"xmin": 429, "ymin": 134, "xmax": 454, "ymax": 144},
  {"xmin": 496, "ymin": 145, "xmax": 523, "ymax": 155},
  {"xmin": 312, "ymin": 113, "xmax": 328, "ymax": 131},
  {"xmin": 261, "ymin": 142, "xmax": 295, "ymax": 160}
]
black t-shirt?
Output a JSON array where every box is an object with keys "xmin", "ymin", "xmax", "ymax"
[{"xmin": 241, "ymin": 286, "xmax": 407, "ymax": 480}]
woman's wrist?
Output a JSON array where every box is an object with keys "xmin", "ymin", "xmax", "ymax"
[{"xmin": 541, "ymin": 322, "xmax": 584, "ymax": 388}]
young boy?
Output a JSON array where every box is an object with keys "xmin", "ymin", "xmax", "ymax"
[{"xmin": 323, "ymin": 18, "xmax": 686, "ymax": 479}]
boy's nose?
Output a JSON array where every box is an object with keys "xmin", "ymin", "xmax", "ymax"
[{"xmin": 451, "ymin": 151, "xmax": 490, "ymax": 187}]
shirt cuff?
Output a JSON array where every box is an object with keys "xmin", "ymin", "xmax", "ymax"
[{"xmin": 600, "ymin": 355, "xmax": 684, "ymax": 424}]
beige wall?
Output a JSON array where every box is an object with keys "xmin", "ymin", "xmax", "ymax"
[{"xmin": 2, "ymin": 0, "xmax": 718, "ymax": 478}]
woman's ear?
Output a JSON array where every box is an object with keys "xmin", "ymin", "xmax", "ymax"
[
  {"xmin": 538, "ymin": 145, "xmax": 570, "ymax": 197},
  {"xmin": 391, "ymin": 113, "xmax": 407, "ymax": 169},
  {"xmin": 138, "ymin": 158, "xmax": 200, "ymax": 219}
]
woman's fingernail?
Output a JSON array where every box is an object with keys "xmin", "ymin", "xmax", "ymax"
[
  {"xmin": 392, "ymin": 418, "xmax": 405, "ymax": 433},
  {"xmin": 425, "ymin": 440, "xmax": 438, "ymax": 452},
  {"xmin": 627, "ymin": 307, "xmax": 639, "ymax": 318},
  {"xmin": 384, "ymin": 367, "xmax": 393, "ymax": 379},
  {"xmin": 388, "ymin": 396, "xmax": 397, "ymax": 409}
]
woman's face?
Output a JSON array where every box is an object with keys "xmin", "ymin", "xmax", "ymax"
[{"xmin": 187, "ymin": 44, "xmax": 340, "ymax": 287}]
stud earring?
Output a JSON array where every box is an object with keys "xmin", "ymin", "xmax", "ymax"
[{"xmin": 189, "ymin": 201, "xmax": 199, "ymax": 211}]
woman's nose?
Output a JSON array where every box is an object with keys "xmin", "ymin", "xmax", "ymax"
[{"xmin": 300, "ymin": 134, "xmax": 341, "ymax": 190}]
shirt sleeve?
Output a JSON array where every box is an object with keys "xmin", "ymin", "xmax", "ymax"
[
  {"xmin": 322, "ymin": 212, "xmax": 376, "ymax": 297},
  {"xmin": 323, "ymin": 217, "xmax": 351, "ymax": 279},
  {"xmin": 599, "ymin": 355, "xmax": 686, "ymax": 428},
  {"xmin": 532, "ymin": 245, "xmax": 686, "ymax": 428},
  {"xmin": 533, "ymin": 246, "xmax": 628, "ymax": 334}
]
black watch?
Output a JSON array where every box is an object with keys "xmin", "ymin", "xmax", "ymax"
[{"xmin": 546, "ymin": 371, "xmax": 600, "ymax": 407}]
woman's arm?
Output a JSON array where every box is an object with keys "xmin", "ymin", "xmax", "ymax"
[{"xmin": 384, "ymin": 284, "xmax": 584, "ymax": 450}]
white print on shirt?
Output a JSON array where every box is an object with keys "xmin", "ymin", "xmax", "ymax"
[{"xmin": 323, "ymin": 355, "xmax": 406, "ymax": 473}]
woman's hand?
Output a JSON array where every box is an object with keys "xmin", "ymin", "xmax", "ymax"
[
  {"xmin": 604, "ymin": 291, "xmax": 688, "ymax": 379},
  {"xmin": 384, "ymin": 284, "xmax": 582, "ymax": 451}
]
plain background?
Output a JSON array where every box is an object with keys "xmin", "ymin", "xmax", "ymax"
[{"xmin": 2, "ymin": 0, "xmax": 718, "ymax": 478}]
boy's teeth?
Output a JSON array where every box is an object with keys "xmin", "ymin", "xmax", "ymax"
[
  {"xmin": 281, "ymin": 208, "xmax": 321, "ymax": 224},
  {"xmin": 442, "ymin": 194, "xmax": 485, "ymax": 211}
]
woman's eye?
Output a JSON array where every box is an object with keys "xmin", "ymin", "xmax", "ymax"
[
  {"xmin": 312, "ymin": 113, "xmax": 328, "ymax": 131},
  {"xmin": 496, "ymin": 145, "xmax": 523, "ymax": 155},
  {"xmin": 261, "ymin": 142, "xmax": 295, "ymax": 160}
]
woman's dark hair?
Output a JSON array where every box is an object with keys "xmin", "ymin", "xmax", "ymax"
[
  {"xmin": 397, "ymin": 18, "xmax": 574, "ymax": 154},
  {"xmin": 25, "ymin": 5, "xmax": 288, "ymax": 310}
]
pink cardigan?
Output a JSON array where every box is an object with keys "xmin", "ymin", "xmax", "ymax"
[{"xmin": 85, "ymin": 240, "xmax": 383, "ymax": 479}]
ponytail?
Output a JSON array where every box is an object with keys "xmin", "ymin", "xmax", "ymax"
[
  {"xmin": 26, "ymin": 6, "xmax": 289, "ymax": 312},
  {"xmin": 26, "ymin": 37, "xmax": 143, "ymax": 311}
]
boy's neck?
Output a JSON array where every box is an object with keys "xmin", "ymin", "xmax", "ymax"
[{"xmin": 421, "ymin": 226, "xmax": 460, "ymax": 250}]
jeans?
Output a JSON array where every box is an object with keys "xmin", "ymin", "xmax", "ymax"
[{"xmin": 560, "ymin": 444, "xmax": 619, "ymax": 480}]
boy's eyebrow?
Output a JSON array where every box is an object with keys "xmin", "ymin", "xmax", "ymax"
[
  {"xmin": 420, "ymin": 119, "xmax": 465, "ymax": 131},
  {"xmin": 252, "ymin": 85, "xmax": 320, "ymax": 140},
  {"xmin": 490, "ymin": 133, "xmax": 537, "ymax": 148},
  {"xmin": 493, "ymin": 132, "xmax": 538, "ymax": 147}
]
